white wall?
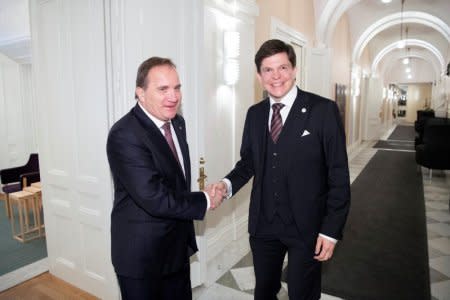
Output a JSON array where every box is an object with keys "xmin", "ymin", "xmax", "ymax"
[
  {"xmin": 0, "ymin": 52, "xmax": 36, "ymax": 170},
  {"xmin": 361, "ymin": 77, "xmax": 384, "ymax": 140},
  {"xmin": 201, "ymin": 0, "xmax": 257, "ymax": 284}
]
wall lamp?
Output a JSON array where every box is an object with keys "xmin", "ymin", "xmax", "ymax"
[{"xmin": 223, "ymin": 31, "xmax": 240, "ymax": 85}]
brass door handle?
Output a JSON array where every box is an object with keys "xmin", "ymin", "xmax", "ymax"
[{"xmin": 197, "ymin": 157, "xmax": 207, "ymax": 190}]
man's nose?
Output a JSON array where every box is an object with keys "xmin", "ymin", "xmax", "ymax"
[
  {"xmin": 167, "ymin": 89, "xmax": 179, "ymax": 101},
  {"xmin": 272, "ymin": 69, "xmax": 281, "ymax": 79}
]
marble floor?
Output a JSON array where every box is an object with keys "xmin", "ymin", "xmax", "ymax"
[{"xmin": 193, "ymin": 140, "xmax": 450, "ymax": 300}]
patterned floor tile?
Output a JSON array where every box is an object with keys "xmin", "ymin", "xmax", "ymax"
[
  {"xmin": 230, "ymin": 267, "xmax": 255, "ymax": 291},
  {"xmin": 429, "ymin": 267, "xmax": 449, "ymax": 284},
  {"xmin": 196, "ymin": 283, "xmax": 253, "ymax": 300},
  {"xmin": 431, "ymin": 280, "xmax": 450, "ymax": 300},
  {"xmin": 427, "ymin": 201, "xmax": 450, "ymax": 211},
  {"xmin": 427, "ymin": 211, "xmax": 450, "ymax": 222},
  {"xmin": 429, "ymin": 238, "xmax": 450, "ymax": 256},
  {"xmin": 216, "ymin": 270, "xmax": 241, "ymax": 292},
  {"xmin": 429, "ymin": 256, "xmax": 450, "ymax": 277},
  {"xmin": 428, "ymin": 223, "xmax": 450, "ymax": 237},
  {"xmin": 429, "ymin": 244, "xmax": 447, "ymax": 259}
]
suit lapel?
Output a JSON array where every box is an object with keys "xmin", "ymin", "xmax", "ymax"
[
  {"xmin": 254, "ymin": 99, "xmax": 270, "ymax": 176},
  {"xmin": 281, "ymin": 87, "xmax": 311, "ymax": 140},
  {"xmin": 132, "ymin": 105, "xmax": 187, "ymax": 186},
  {"xmin": 172, "ymin": 116, "xmax": 190, "ymax": 187}
]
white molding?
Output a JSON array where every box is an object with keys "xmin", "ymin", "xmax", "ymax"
[
  {"xmin": 316, "ymin": 0, "xmax": 340, "ymax": 47},
  {"xmin": 371, "ymin": 39, "xmax": 445, "ymax": 76},
  {"xmin": 353, "ymin": 12, "xmax": 450, "ymax": 63},
  {"xmin": 270, "ymin": 17, "xmax": 307, "ymax": 46},
  {"xmin": 104, "ymin": 0, "xmax": 129, "ymax": 124},
  {"xmin": 206, "ymin": 213, "xmax": 248, "ymax": 260},
  {"xmin": 271, "ymin": 17, "xmax": 307, "ymax": 89},
  {"xmin": 379, "ymin": 50, "xmax": 441, "ymax": 82},
  {"xmin": 204, "ymin": 0, "xmax": 259, "ymax": 19}
]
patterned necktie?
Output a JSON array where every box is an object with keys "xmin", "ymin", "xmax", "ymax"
[
  {"xmin": 162, "ymin": 122, "xmax": 180, "ymax": 164},
  {"xmin": 270, "ymin": 103, "xmax": 285, "ymax": 143}
]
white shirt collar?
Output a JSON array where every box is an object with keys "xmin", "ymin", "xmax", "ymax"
[
  {"xmin": 269, "ymin": 84, "xmax": 297, "ymax": 108},
  {"xmin": 138, "ymin": 102, "xmax": 169, "ymax": 129}
]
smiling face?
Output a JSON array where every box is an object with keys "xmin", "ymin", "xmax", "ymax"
[
  {"xmin": 136, "ymin": 65, "xmax": 181, "ymax": 121},
  {"xmin": 257, "ymin": 52, "xmax": 297, "ymax": 101}
]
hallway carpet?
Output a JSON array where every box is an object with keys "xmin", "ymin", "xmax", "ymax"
[
  {"xmin": 0, "ymin": 201, "xmax": 47, "ymax": 276},
  {"xmin": 321, "ymin": 150, "xmax": 431, "ymax": 300},
  {"xmin": 387, "ymin": 125, "xmax": 416, "ymax": 141},
  {"xmin": 373, "ymin": 140, "xmax": 415, "ymax": 151}
]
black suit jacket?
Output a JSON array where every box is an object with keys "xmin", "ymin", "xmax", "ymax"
[
  {"xmin": 226, "ymin": 87, "xmax": 350, "ymax": 246},
  {"xmin": 107, "ymin": 104, "xmax": 206, "ymax": 278}
]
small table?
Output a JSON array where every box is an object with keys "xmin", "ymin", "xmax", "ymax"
[
  {"xmin": 31, "ymin": 182, "xmax": 42, "ymax": 189},
  {"xmin": 9, "ymin": 190, "xmax": 43, "ymax": 242},
  {"xmin": 23, "ymin": 186, "xmax": 45, "ymax": 238}
]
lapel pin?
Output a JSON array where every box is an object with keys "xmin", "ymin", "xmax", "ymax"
[{"xmin": 301, "ymin": 107, "xmax": 307, "ymax": 113}]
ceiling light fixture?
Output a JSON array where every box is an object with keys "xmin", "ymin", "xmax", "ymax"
[
  {"xmin": 402, "ymin": 47, "xmax": 410, "ymax": 64},
  {"xmin": 397, "ymin": 0, "xmax": 406, "ymax": 49},
  {"xmin": 381, "ymin": 0, "xmax": 392, "ymax": 3}
]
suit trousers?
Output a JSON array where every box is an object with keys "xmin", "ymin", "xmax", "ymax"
[
  {"xmin": 251, "ymin": 216, "xmax": 321, "ymax": 300},
  {"xmin": 117, "ymin": 263, "xmax": 192, "ymax": 300}
]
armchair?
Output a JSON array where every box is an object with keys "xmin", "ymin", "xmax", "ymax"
[
  {"xmin": 415, "ymin": 119, "xmax": 450, "ymax": 176},
  {"xmin": 414, "ymin": 109, "xmax": 435, "ymax": 146},
  {"xmin": 0, "ymin": 153, "xmax": 40, "ymax": 217}
]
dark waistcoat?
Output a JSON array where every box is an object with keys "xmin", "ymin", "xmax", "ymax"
[{"xmin": 258, "ymin": 133, "xmax": 298, "ymax": 236}]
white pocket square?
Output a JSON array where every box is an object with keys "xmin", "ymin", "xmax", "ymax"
[{"xmin": 301, "ymin": 130, "xmax": 310, "ymax": 137}]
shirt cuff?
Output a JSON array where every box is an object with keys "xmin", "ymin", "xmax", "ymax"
[
  {"xmin": 203, "ymin": 191, "xmax": 211, "ymax": 210},
  {"xmin": 221, "ymin": 178, "xmax": 232, "ymax": 199},
  {"xmin": 319, "ymin": 233, "xmax": 338, "ymax": 244}
]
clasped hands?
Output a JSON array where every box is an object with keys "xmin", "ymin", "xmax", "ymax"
[{"xmin": 204, "ymin": 181, "xmax": 227, "ymax": 210}]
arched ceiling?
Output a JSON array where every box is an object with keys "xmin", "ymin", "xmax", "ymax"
[{"xmin": 316, "ymin": 0, "xmax": 450, "ymax": 84}]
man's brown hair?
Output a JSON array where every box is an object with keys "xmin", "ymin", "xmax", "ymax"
[
  {"xmin": 135, "ymin": 57, "xmax": 176, "ymax": 99},
  {"xmin": 254, "ymin": 39, "xmax": 296, "ymax": 73}
]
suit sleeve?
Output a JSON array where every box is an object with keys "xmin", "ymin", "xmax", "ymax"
[
  {"xmin": 107, "ymin": 126, "xmax": 206, "ymax": 221},
  {"xmin": 320, "ymin": 101, "xmax": 351, "ymax": 239},
  {"xmin": 225, "ymin": 108, "xmax": 255, "ymax": 194}
]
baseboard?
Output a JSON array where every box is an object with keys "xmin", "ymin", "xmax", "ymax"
[{"xmin": 204, "ymin": 214, "xmax": 250, "ymax": 286}]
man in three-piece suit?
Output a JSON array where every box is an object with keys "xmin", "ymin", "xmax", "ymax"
[
  {"xmin": 215, "ymin": 39, "xmax": 351, "ymax": 299},
  {"xmin": 107, "ymin": 57, "xmax": 221, "ymax": 299}
]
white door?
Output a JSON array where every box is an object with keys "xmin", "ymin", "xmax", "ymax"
[
  {"xmin": 305, "ymin": 48, "xmax": 332, "ymax": 98},
  {"xmin": 30, "ymin": 1, "xmax": 117, "ymax": 298}
]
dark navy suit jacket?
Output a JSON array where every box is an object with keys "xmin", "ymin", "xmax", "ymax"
[
  {"xmin": 107, "ymin": 104, "xmax": 206, "ymax": 278},
  {"xmin": 226, "ymin": 87, "xmax": 350, "ymax": 248}
]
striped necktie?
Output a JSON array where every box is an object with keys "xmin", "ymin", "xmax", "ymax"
[
  {"xmin": 162, "ymin": 122, "xmax": 180, "ymax": 164},
  {"xmin": 270, "ymin": 103, "xmax": 285, "ymax": 143}
]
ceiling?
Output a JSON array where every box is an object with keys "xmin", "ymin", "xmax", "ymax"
[
  {"xmin": 1, "ymin": 0, "xmax": 449, "ymax": 85},
  {"xmin": 316, "ymin": 0, "xmax": 450, "ymax": 84}
]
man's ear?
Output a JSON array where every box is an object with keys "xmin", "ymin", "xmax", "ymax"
[
  {"xmin": 136, "ymin": 87, "xmax": 144, "ymax": 101},
  {"xmin": 256, "ymin": 72, "xmax": 263, "ymax": 85}
]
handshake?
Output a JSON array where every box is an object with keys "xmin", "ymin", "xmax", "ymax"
[{"xmin": 204, "ymin": 181, "xmax": 228, "ymax": 210}]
